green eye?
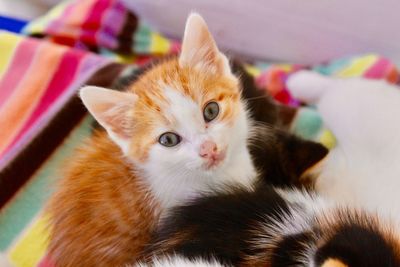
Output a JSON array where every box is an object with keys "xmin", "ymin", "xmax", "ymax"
[
  {"xmin": 159, "ymin": 132, "xmax": 181, "ymax": 147},
  {"xmin": 203, "ymin": 101, "xmax": 219, "ymax": 122}
]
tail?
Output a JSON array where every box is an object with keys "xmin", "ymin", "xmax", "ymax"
[{"xmin": 314, "ymin": 210, "xmax": 400, "ymax": 267}]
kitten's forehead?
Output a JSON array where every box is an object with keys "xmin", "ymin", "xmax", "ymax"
[{"xmin": 160, "ymin": 85, "xmax": 205, "ymax": 136}]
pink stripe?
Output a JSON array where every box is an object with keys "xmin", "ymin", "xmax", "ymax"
[
  {"xmin": 0, "ymin": 53, "xmax": 110, "ymax": 169},
  {"xmin": 1, "ymin": 49, "xmax": 86, "ymax": 157},
  {"xmin": 47, "ymin": 2, "xmax": 76, "ymax": 35},
  {"xmin": 364, "ymin": 58, "xmax": 390, "ymax": 79},
  {"xmin": 0, "ymin": 38, "xmax": 40, "ymax": 108},
  {"xmin": 37, "ymin": 254, "xmax": 55, "ymax": 267},
  {"xmin": 80, "ymin": 0, "xmax": 114, "ymax": 46}
]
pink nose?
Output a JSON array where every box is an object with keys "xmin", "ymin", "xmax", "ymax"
[{"xmin": 199, "ymin": 140, "xmax": 218, "ymax": 159}]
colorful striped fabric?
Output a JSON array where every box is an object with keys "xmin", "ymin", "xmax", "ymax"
[
  {"xmin": 0, "ymin": 31, "xmax": 116, "ymax": 208},
  {"xmin": 0, "ymin": 116, "xmax": 94, "ymax": 267},
  {"xmin": 23, "ymin": 0, "xmax": 180, "ymax": 56}
]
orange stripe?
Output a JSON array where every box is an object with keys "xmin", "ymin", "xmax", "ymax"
[
  {"xmin": 0, "ymin": 42, "xmax": 67, "ymax": 154},
  {"xmin": 66, "ymin": 0, "xmax": 98, "ymax": 28}
]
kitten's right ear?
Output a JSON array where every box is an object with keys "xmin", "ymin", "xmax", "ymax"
[
  {"xmin": 179, "ymin": 13, "xmax": 233, "ymax": 78},
  {"xmin": 80, "ymin": 86, "xmax": 137, "ymax": 153}
]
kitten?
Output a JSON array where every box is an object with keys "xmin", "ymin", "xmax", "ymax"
[
  {"xmin": 47, "ymin": 13, "xmax": 272, "ymax": 266},
  {"xmin": 146, "ymin": 186, "xmax": 400, "ymax": 267},
  {"xmin": 287, "ymin": 71, "xmax": 400, "ymax": 224}
]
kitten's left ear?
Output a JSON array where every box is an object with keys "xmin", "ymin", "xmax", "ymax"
[
  {"xmin": 179, "ymin": 13, "xmax": 233, "ymax": 77},
  {"xmin": 80, "ymin": 86, "xmax": 137, "ymax": 154}
]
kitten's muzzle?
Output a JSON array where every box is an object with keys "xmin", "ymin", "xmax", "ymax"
[{"xmin": 199, "ymin": 140, "xmax": 226, "ymax": 169}]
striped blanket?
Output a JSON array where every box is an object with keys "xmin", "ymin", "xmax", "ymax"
[{"xmin": 0, "ymin": 0, "xmax": 399, "ymax": 266}]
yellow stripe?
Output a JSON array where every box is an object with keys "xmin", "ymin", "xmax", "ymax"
[
  {"xmin": 0, "ymin": 32, "xmax": 22, "ymax": 80},
  {"xmin": 244, "ymin": 64, "xmax": 261, "ymax": 77},
  {"xmin": 336, "ymin": 55, "xmax": 377, "ymax": 77},
  {"xmin": 275, "ymin": 64, "xmax": 293, "ymax": 72},
  {"xmin": 319, "ymin": 129, "xmax": 336, "ymax": 149},
  {"xmin": 9, "ymin": 215, "xmax": 50, "ymax": 267},
  {"xmin": 24, "ymin": 1, "xmax": 69, "ymax": 34},
  {"xmin": 150, "ymin": 32, "xmax": 171, "ymax": 54}
]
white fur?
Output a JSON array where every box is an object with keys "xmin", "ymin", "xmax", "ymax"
[
  {"xmin": 134, "ymin": 255, "xmax": 224, "ymax": 267},
  {"xmin": 288, "ymin": 71, "xmax": 400, "ymax": 224},
  {"xmin": 253, "ymin": 188, "xmax": 333, "ymax": 266},
  {"xmin": 142, "ymin": 86, "xmax": 256, "ymax": 209}
]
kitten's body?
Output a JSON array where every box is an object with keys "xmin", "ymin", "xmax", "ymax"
[
  {"xmin": 287, "ymin": 71, "xmax": 400, "ymax": 224},
  {"xmin": 147, "ymin": 185, "xmax": 400, "ymax": 267},
  {"xmin": 48, "ymin": 133, "xmax": 159, "ymax": 266}
]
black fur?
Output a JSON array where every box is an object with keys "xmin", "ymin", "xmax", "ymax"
[
  {"xmin": 150, "ymin": 185, "xmax": 290, "ymax": 266},
  {"xmin": 271, "ymin": 232, "xmax": 314, "ymax": 267},
  {"xmin": 250, "ymin": 128, "xmax": 328, "ymax": 188},
  {"xmin": 315, "ymin": 223, "xmax": 400, "ymax": 267},
  {"xmin": 149, "ymin": 189, "xmax": 400, "ymax": 267},
  {"xmin": 231, "ymin": 61, "xmax": 279, "ymax": 126}
]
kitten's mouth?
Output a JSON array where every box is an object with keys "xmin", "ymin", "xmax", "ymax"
[{"xmin": 203, "ymin": 149, "xmax": 227, "ymax": 170}]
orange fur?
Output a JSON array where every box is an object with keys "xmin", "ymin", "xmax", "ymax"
[{"xmin": 47, "ymin": 131, "xmax": 160, "ymax": 266}]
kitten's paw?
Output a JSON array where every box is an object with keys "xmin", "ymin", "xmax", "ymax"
[{"xmin": 287, "ymin": 70, "xmax": 331, "ymax": 104}]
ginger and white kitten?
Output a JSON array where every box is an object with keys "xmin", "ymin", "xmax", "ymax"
[
  {"xmin": 48, "ymin": 13, "xmax": 257, "ymax": 266},
  {"xmin": 82, "ymin": 13, "xmax": 256, "ymax": 209},
  {"xmin": 287, "ymin": 71, "xmax": 400, "ymax": 224}
]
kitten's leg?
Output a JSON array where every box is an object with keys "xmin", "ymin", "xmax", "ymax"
[{"xmin": 287, "ymin": 70, "xmax": 334, "ymax": 104}]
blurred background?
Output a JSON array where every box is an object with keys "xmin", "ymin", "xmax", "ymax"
[{"xmin": 1, "ymin": 0, "xmax": 399, "ymax": 64}]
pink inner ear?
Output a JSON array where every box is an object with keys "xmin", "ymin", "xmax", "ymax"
[
  {"xmin": 179, "ymin": 13, "xmax": 230, "ymax": 76},
  {"xmin": 80, "ymin": 86, "xmax": 137, "ymax": 139}
]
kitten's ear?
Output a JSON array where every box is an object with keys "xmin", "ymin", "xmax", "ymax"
[
  {"xmin": 80, "ymin": 86, "xmax": 137, "ymax": 153},
  {"xmin": 277, "ymin": 131, "xmax": 329, "ymax": 178},
  {"xmin": 179, "ymin": 13, "xmax": 233, "ymax": 77}
]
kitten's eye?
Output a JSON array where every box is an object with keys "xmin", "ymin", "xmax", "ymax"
[
  {"xmin": 203, "ymin": 101, "xmax": 219, "ymax": 122},
  {"xmin": 159, "ymin": 132, "xmax": 181, "ymax": 147}
]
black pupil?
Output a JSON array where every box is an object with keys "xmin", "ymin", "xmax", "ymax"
[
  {"xmin": 159, "ymin": 133, "xmax": 180, "ymax": 147},
  {"xmin": 204, "ymin": 102, "xmax": 219, "ymax": 122},
  {"xmin": 165, "ymin": 135, "xmax": 174, "ymax": 144}
]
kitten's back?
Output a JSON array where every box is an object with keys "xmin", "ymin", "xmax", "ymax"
[{"xmin": 47, "ymin": 131, "xmax": 160, "ymax": 266}]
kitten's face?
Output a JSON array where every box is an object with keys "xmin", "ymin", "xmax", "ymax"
[
  {"xmin": 128, "ymin": 59, "xmax": 246, "ymax": 175},
  {"xmin": 80, "ymin": 14, "xmax": 250, "ymax": 179}
]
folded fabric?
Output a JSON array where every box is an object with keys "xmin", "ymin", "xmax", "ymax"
[
  {"xmin": 0, "ymin": 30, "xmax": 127, "ymax": 208},
  {"xmin": 23, "ymin": 0, "xmax": 180, "ymax": 56}
]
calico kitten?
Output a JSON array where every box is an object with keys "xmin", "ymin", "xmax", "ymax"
[
  {"xmin": 48, "ymin": 13, "xmax": 267, "ymax": 266},
  {"xmin": 287, "ymin": 71, "xmax": 400, "ymax": 223},
  {"xmin": 146, "ymin": 186, "xmax": 400, "ymax": 267}
]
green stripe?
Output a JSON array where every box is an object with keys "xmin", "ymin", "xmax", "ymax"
[
  {"xmin": 0, "ymin": 116, "xmax": 93, "ymax": 251},
  {"xmin": 133, "ymin": 23, "xmax": 152, "ymax": 54},
  {"xmin": 291, "ymin": 107, "xmax": 323, "ymax": 141}
]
